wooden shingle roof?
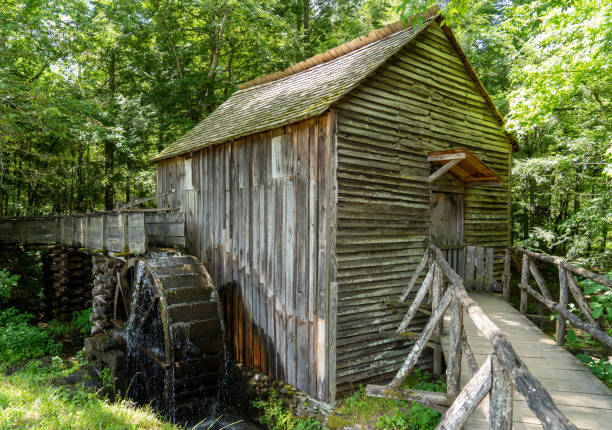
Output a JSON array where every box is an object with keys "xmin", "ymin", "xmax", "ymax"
[{"xmin": 152, "ymin": 14, "xmax": 439, "ymax": 161}]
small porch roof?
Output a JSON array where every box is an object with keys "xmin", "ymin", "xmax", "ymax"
[{"xmin": 427, "ymin": 148, "xmax": 503, "ymax": 185}]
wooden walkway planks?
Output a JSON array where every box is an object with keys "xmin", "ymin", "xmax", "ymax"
[{"xmin": 441, "ymin": 293, "xmax": 612, "ymax": 430}]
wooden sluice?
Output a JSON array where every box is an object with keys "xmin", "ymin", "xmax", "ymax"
[{"xmin": 0, "ymin": 209, "xmax": 186, "ymax": 253}]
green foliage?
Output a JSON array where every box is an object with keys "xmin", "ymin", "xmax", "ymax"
[
  {"xmin": 0, "ymin": 308, "xmax": 61, "ymax": 365},
  {"xmin": 47, "ymin": 309, "xmax": 94, "ymax": 337},
  {"xmin": 252, "ymin": 389, "xmax": 323, "ymax": 430},
  {"xmin": 0, "ymin": 269, "xmax": 20, "ymax": 301},
  {"xmin": 576, "ymin": 354, "xmax": 612, "ymax": 387},
  {"xmin": 579, "ymin": 274, "xmax": 612, "ymax": 323}
]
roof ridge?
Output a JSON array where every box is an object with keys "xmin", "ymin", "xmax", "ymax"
[{"xmin": 238, "ymin": 5, "xmax": 440, "ymax": 91}]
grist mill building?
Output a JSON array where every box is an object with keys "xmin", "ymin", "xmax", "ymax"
[{"xmin": 152, "ymin": 9, "xmax": 515, "ymax": 403}]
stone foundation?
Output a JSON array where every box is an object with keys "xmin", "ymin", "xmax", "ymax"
[{"xmin": 90, "ymin": 254, "xmax": 125, "ymax": 335}]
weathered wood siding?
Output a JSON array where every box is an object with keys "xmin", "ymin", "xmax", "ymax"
[
  {"xmin": 155, "ymin": 113, "xmax": 338, "ymax": 402},
  {"xmin": 333, "ymin": 22, "xmax": 511, "ymax": 395}
]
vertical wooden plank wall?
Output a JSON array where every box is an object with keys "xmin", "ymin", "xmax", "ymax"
[
  {"xmin": 333, "ymin": 22, "xmax": 511, "ymax": 396},
  {"xmin": 155, "ymin": 113, "xmax": 337, "ymax": 402}
]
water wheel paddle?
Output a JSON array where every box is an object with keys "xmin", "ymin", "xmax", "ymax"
[{"xmin": 117, "ymin": 255, "xmax": 226, "ymax": 418}]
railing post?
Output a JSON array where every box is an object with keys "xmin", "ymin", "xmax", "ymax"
[
  {"xmin": 503, "ymin": 249, "xmax": 511, "ymax": 302},
  {"xmin": 520, "ymin": 253, "xmax": 529, "ymax": 314},
  {"xmin": 557, "ymin": 266, "xmax": 568, "ymax": 346},
  {"xmin": 432, "ymin": 260, "xmax": 443, "ymax": 376},
  {"xmin": 465, "ymin": 245, "xmax": 475, "ymax": 289},
  {"xmin": 485, "ymin": 247, "xmax": 494, "ymax": 293},
  {"xmin": 489, "ymin": 354, "xmax": 513, "ymax": 429},
  {"xmin": 447, "ymin": 292, "xmax": 463, "ymax": 397}
]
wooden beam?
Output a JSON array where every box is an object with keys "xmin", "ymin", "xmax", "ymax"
[
  {"xmin": 427, "ymin": 152, "xmax": 467, "ymax": 162},
  {"xmin": 490, "ymin": 354, "xmax": 513, "ymax": 429},
  {"xmin": 428, "ymin": 158, "xmax": 462, "ymax": 183},
  {"xmin": 436, "ymin": 355, "xmax": 492, "ymax": 430},
  {"xmin": 366, "ymin": 385, "xmax": 452, "ymax": 414},
  {"xmin": 519, "ymin": 282, "xmax": 612, "ymax": 350},
  {"xmin": 514, "ymin": 247, "xmax": 612, "ymax": 288}
]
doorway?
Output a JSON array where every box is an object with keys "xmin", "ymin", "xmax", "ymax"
[{"xmin": 431, "ymin": 192, "xmax": 464, "ymax": 275}]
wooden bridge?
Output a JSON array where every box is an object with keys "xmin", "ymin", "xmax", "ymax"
[{"xmin": 368, "ymin": 245, "xmax": 612, "ymax": 430}]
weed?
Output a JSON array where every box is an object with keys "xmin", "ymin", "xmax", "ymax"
[
  {"xmin": 0, "ymin": 269, "xmax": 20, "ymax": 301},
  {"xmin": 252, "ymin": 389, "xmax": 324, "ymax": 430},
  {"xmin": 0, "ymin": 308, "xmax": 61, "ymax": 365},
  {"xmin": 331, "ymin": 369, "xmax": 444, "ymax": 430}
]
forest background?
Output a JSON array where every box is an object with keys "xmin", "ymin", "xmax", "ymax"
[{"xmin": 1, "ymin": 0, "xmax": 610, "ymax": 268}]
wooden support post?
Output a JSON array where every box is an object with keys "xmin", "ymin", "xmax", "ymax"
[
  {"xmin": 567, "ymin": 272, "xmax": 599, "ymax": 328},
  {"xmin": 400, "ymin": 249, "xmax": 430, "ymax": 302},
  {"xmin": 520, "ymin": 254, "xmax": 529, "ymax": 314},
  {"xmin": 447, "ymin": 293, "xmax": 463, "ymax": 397},
  {"xmin": 462, "ymin": 336, "xmax": 479, "ymax": 376},
  {"xmin": 465, "ymin": 245, "xmax": 475, "ymax": 289},
  {"xmin": 557, "ymin": 267, "xmax": 568, "ymax": 346},
  {"xmin": 529, "ymin": 261, "xmax": 552, "ymax": 300},
  {"xmin": 437, "ymin": 355, "xmax": 493, "ymax": 430},
  {"xmin": 485, "ymin": 247, "xmax": 494, "ymax": 293},
  {"xmin": 489, "ymin": 354, "xmax": 513, "ymax": 429},
  {"xmin": 475, "ymin": 247, "xmax": 485, "ymax": 291},
  {"xmin": 101, "ymin": 213, "xmax": 108, "ymax": 252},
  {"xmin": 398, "ymin": 265, "xmax": 434, "ymax": 333},
  {"xmin": 428, "ymin": 158, "xmax": 462, "ymax": 183},
  {"xmin": 503, "ymin": 249, "xmax": 511, "ymax": 301},
  {"xmin": 390, "ymin": 287, "xmax": 453, "ymax": 389},
  {"xmin": 432, "ymin": 261, "xmax": 443, "ymax": 376}
]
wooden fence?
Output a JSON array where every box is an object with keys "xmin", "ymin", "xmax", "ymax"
[
  {"xmin": 0, "ymin": 209, "xmax": 186, "ymax": 253},
  {"xmin": 367, "ymin": 244, "xmax": 579, "ymax": 430},
  {"xmin": 505, "ymin": 247, "xmax": 612, "ymax": 350}
]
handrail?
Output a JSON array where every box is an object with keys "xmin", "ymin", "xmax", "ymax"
[
  {"xmin": 367, "ymin": 244, "xmax": 578, "ymax": 430},
  {"xmin": 508, "ymin": 247, "xmax": 612, "ymax": 349}
]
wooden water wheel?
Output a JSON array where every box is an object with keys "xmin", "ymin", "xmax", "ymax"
[{"xmin": 115, "ymin": 255, "xmax": 225, "ymax": 418}]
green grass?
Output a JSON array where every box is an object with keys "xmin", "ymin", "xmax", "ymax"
[{"xmin": 0, "ymin": 358, "xmax": 178, "ymax": 430}]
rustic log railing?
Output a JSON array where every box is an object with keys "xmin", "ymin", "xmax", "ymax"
[
  {"xmin": 505, "ymin": 247, "xmax": 612, "ymax": 350},
  {"xmin": 367, "ymin": 244, "xmax": 578, "ymax": 430}
]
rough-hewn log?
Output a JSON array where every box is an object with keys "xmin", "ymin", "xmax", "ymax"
[
  {"xmin": 529, "ymin": 260, "xmax": 552, "ymax": 300},
  {"xmin": 390, "ymin": 286, "xmax": 453, "ymax": 389},
  {"xmin": 489, "ymin": 354, "xmax": 513, "ymax": 430},
  {"xmin": 502, "ymin": 249, "xmax": 511, "ymax": 301},
  {"xmin": 519, "ymin": 282, "xmax": 612, "ymax": 350},
  {"xmin": 461, "ymin": 337, "xmax": 479, "ymax": 376},
  {"xmin": 520, "ymin": 254, "xmax": 529, "ymax": 314},
  {"xmin": 514, "ymin": 246, "xmax": 612, "ymax": 289},
  {"xmin": 432, "ymin": 261, "xmax": 443, "ymax": 376},
  {"xmin": 446, "ymin": 294, "xmax": 463, "ymax": 397},
  {"xmin": 366, "ymin": 384, "xmax": 452, "ymax": 414},
  {"xmin": 557, "ymin": 267, "xmax": 568, "ymax": 346},
  {"xmin": 436, "ymin": 355, "xmax": 492, "ymax": 430},
  {"xmin": 400, "ymin": 249, "xmax": 430, "ymax": 302},
  {"xmin": 567, "ymin": 272, "xmax": 599, "ymax": 328},
  {"xmin": 428, "ymin": 158, "xmax": 462, "ymax": 183},
  {"xmin": 398, "ymin": 265, "xmax": 434, "ymax": 333},
  {"xmin": 485, "ymin": 247, "xmax": 494, "ymax": 293}
]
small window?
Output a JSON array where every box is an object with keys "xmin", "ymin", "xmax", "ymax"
[{"xmin": 184, "ymin": 158, "xmax": 194, "ymax": 190}]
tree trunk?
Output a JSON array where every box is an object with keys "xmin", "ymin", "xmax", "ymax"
[{"xmin": 104, "ymin": 48, "xmax": 116, "ymax": 210}]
